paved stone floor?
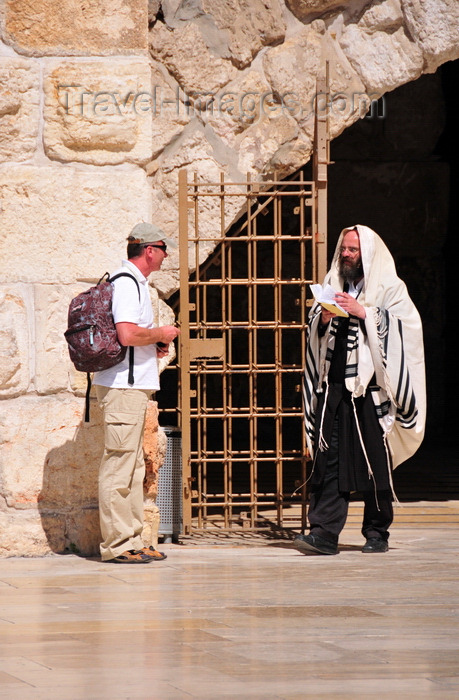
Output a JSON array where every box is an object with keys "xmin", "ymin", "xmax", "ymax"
[{"xmin": 1, "ymin": 516, "xmax": 459, "ymax": 699}]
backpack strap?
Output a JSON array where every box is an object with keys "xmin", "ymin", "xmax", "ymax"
[
  {"xmin": 109, "ymin": 272, "xmax": 141, "ymax": 387},
  {"xmin": 85, "ymin": 373, "xmax": 92, "ymax": 423}
]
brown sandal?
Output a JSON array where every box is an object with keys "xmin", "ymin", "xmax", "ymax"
[
  {"xmin": 140, "ymin": 546, "xmax": 167, "ymax": 561},
  {"xmin": 111, "ymin": 549, "xmax": 152, "ymax": 563}
]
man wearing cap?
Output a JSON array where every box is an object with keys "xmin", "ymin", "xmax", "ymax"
[{"xmin": 93, "ymin": 222, "xmax": 180, "ymax": 564}]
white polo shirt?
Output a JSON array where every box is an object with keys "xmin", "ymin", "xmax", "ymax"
[{"xmin": 93, "ymin": 260, "xmax": 160, "ymax": 390}]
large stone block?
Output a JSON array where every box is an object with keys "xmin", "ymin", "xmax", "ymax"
[
  {"xmin": 340, "ymin": 25, "xmax": 424, "ymax": 94},
  {"xmin": 204, "ymin": 70, "xmax": 275, "ymax": 142},
  {"xmin": 150, "ymin": 61, "xmax": 190, "ymax": 159},
  {"xmin": 150, "ymin": 126, "xmax": 246, "ymax": 284},
  {"xmin": 0, "ymin": 57, "xmax": 40, "ymax": 163},
  {"xmin": 150, "ymin": 21, "xmax": 237, "ymax": 96},
  {"xmin": 0, "ymin": 509, "xmax": 67, "ymax": 557},
  {"xmin": 43, "ymin": 60, "xmax": 153, "ymax": 165},
  {"xmin": 358, "ymin": 0, "xmax": 404, "ymax": 32},
  {"xmin": 34, "ymin": 283, "xmax": 91, "ymax": 395},
  {"xmin": 143, "ymin": 402, "xmax": 167, "ymax": 500},
  {"xmin": 263, "ymin": 25, "xmax": 366, "ymax": 140},
  {"xmin": 237, "ymin": 112, "xmax": 299, "ymax": 176},
  {"xmin": 0, "ymin": 285, "xmax": 30, "ymax": 397},
  {"xmin": 262, "ymin": 27, "xmax": 322, "ymax": 135},
  {"xmin": 0, "ymin": 394, "xmax": 103, "ymax": 511},
  {"xmin": 200, "ymin": 0, "xmax": 285, "ymax": 69},
  {"xmin": 0, "ymin": 166, "xmax": 151, "ymax": 284},
  {"xmin": 285, "ymin": 0, "xmax": 349, "ymax": 21},
  {"xmin": 2, "ymin": 0, "xmax": 148, "ymax": 56},
  {"xmin": 402, "ymin": 0, "xmax": 459, "ymax": 72}
]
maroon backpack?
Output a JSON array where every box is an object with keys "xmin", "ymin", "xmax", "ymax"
[{"xmin": 64, "ymin": 272, "xmax": 140, "ymax": 421}]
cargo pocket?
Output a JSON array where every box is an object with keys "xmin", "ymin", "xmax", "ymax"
[{"xmin": 104, "ymin": 412, "xmax": 140, "ymax": 453}]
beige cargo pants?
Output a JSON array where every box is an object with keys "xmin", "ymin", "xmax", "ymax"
[{"xmin": 95, "ymin": 385, "xmax": 152, "ymax": 561}]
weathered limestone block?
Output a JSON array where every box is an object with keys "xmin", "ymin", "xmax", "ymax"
[
  {"xmin": 61, "ymin": 507, "xmax": 101, "ymax": 555},
  {"xmin": 43, "ymin": 60, "xmax": 153, "ymax": 165},
  {"xmin": 205, "ymin": 70, "xmax": 275, "ymax": 142},
  {"xmin": 402, "ymin": 0, "xmax": 459, "ymax": 72},
  {"xmin": 262, "ymin": 26, "xmax": 322, "ymax": 140},
  {"xmin": 284, "ymin": 0, "xmax": 350, "ymax": 21},
  {"xmin": 0, "ymin": 166, "xmax": 151, "ymax": 284},
  {"xmin": 34, "ymin": 283, "xmax": 92, "ymax": 396},
  {"xmin": 358, "ymin": 0, "xmax": 404, "ymax": 32},
  {"xmin": 0, "ymin": 57, "xmax": 39, "ymax": 163},
  {"xmin": 150, "ymin": 61, "xmax": 190, "ymax": 158},
  {"xmin": 0, "ymin": 509, "xmax": 67, "ymax": 557},
  {"xmin": 0, "ymin": 394, "xmax": 103, "ymax": 511},
  {"xmin": 148, "ymin": 0, "xmax": 161, "ymax": 23},
  {"xmin": 149, "ymin": 20, "xmax": 237, "ymax": 96},
  {"xmin": 143, "ymin": 401, "xmax": 167, "ymax": 500},
  {"xmin": 2, "ymin": 0, "xmax": 148, "ymax": 56},
  {"xmin": 151, "ymin": 126, "xmax": 245, "ymax": 274},
  {"xmin": 340, "ymin": 25, "xmax": 424, "ymax": 94},
  {"xmin": 147, "ymin": 189, "xmax": 184, "ymax": 297},
  {"xmin": 142, "ymin": 499, "xmax": 160, "ymax": 549},
  {"xmin": 200, "ymin": 0, "xmax": 286, "ymax": 69},
  {"xmin": 0, "ymin": 503, "xmax": 101, "ymax": 557},
  {"xmin": 263, "ymin": 25, "xmax": 366, "ymax": 140},
  {"xmin": 0, "ymin": 286, "xmax": 30, "ymax": 398},
  {"xmin": 237, "ymin": 112, "xmax": 299, "ymax": 176},
  {"xmin": 267, "ymin": 133, "xmax": 313, "ymax": 179}
]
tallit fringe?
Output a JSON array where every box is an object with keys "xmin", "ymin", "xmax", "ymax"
[
  {"xmin": 383, "ymin": 432, "xmax": 400, "ymax": 506},
  {"xmin": 375, "ymin": 308, "xmax": 396, "ymax": 405},
  {"xmin": 317, "ymin": 379, "xmax": 330, "ymax": 452},
  {"xmin": 294, "ymin": 376, "xmax": 328, "ymax": 497},
  {"xmin": 351, "ymin": 395, "xmax": 380, "ymax": 512},
  {"xmin": 291, "ymin": 450, "xmax": 318, "ymax": 495}
]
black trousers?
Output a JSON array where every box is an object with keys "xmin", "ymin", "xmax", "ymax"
[{"xmin": 308, "ymin": 415, "xmax": 393, "ymax": 545}]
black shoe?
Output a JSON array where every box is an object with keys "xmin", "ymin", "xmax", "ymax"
[
  {"xmin": 294, "ymin": 533, "xmax": 338, "ymax": 555},
  {"xmin": 362, "ymin": 537, "xmax": 389, "ymax": 553}
]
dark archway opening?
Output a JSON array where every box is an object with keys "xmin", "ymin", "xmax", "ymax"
[
  {"xmin": 158, "ymin": 59, "xmax": 459, "ymax": 511},
  {"xmin": 327, "ymin": 58, "xmax": 459, "ymax": 499}
]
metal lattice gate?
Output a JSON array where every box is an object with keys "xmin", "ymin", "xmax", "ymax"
[{"xmin": 161, "ymin": 86, "xmax": 329, "ymax": 534}]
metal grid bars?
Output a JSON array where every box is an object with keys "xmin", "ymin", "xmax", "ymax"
[{"xmin": 177, "ymin": 172, "xmax": 322, "ymax": 534}]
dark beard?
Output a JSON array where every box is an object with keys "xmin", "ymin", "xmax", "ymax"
[{"xmin": 339, "ymin": 257, "xmax": 363, "ymax": 281}]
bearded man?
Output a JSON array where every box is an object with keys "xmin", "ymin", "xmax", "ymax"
[{"xmin": 295, "ymin": 225, "xmax": 426, "ymax": 555}]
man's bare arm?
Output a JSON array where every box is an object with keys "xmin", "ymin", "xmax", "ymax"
[{"xmin": 116, "ymin": 322, "xmax": 180, "ymax": 347}]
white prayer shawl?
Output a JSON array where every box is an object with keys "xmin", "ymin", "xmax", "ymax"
[{"xmin": 304, "ymin": 225, "xmax": 426, "ymax": 471}]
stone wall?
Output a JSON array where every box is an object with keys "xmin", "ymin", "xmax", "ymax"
[{"xmin": 1, "ymin": 0, "xmax": 458, "ymax": 556}]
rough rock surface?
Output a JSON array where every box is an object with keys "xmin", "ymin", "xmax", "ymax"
[
  {"xmin": 0, "ymin": 58, "xmax": 40, "ymax": 162},
  {"xmin": 0, "ymin": 167, "xmax": 151, "ymax": 284},
  {"xmin": 43, "ymin": 60, "xmax": 153, "ymax": 165},
  {"xmin": 2, "ymin": 0, "xmax": 148, "ymax": 55}
]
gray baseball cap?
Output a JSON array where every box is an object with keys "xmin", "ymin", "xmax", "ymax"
[{"xmin": 129, "ymin": 222, "xmax": 177, "ymax": 250}]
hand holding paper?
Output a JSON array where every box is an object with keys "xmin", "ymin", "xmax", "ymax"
[{"xmin": 310, "ymin": 283, "xmax": 349, "ymax": 318}]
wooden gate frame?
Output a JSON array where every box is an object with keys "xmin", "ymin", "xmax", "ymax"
[{"xmin": 176, "ymin": 75, "xmax": 330, "ymax": 535}]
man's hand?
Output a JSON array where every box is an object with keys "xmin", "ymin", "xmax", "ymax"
[
  {"xmin": 334, "ymin": 292, "xmax": 366, "ymax": 319},
  {"xmin": 156, "ymin": 342, "xmax": 170, "ymax": 358},
  {"xmin": 157, "ymin": 325, "xmax": 180, "ymax": 344},
  {"xmin": 320, "ymin": 308, "xmax": 336, "ymax": 325}
]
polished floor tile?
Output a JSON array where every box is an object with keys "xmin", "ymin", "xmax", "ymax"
[{"xmin": 1, "ymin": 518, "xmax": 459, "ymax": 699}]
